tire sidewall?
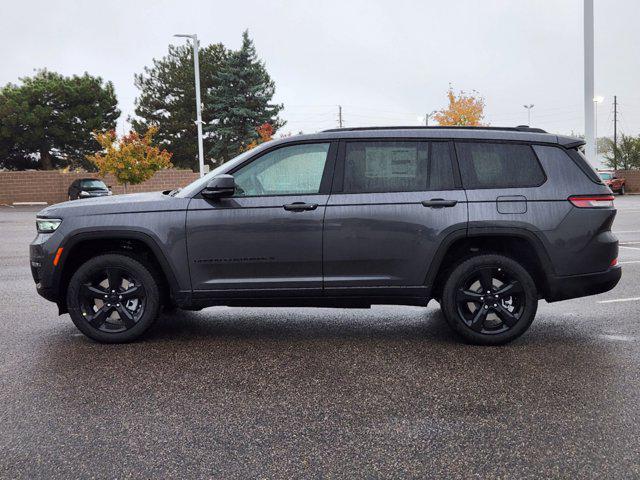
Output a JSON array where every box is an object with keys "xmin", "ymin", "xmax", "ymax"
[
  {"xmin": 66, "ymin": 254, "xmax": 160, "ymax": 343},
  {"xmin": 441, "ymin": 254, "xmax": 538, "ymax": 345}
]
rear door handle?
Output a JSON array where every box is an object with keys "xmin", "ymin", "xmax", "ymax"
[
  {"xmin": 283, "ymin": 202, "xmax": 318, "ymax": 212},
  {"xmin": 421, "ymin": 198, "xmax": 458, "ymax": 208}
]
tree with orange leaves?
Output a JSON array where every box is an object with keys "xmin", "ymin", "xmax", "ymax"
[
  {"xmin": 87, "ymin": 126, "xmax": 173, "ymax": 192},
  {"xmin": 433, "ymin": 86, "xmax": 486, "ymax": 126},
  {"xmin": 243, "ymin": 123, "xmax": 274, "ymax": 151}
]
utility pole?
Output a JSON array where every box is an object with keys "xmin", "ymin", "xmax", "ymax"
[
  {"xmin": 613, "ymin": 95, "xmax": 618, "ymax": 170},
  {"xmin": 174, "ymin": 33, "xmax": 205, "ymax": 177},
  {"xmin": 584, "ymin": 0, "xmax": 595, "ymax": 164},
  {"xmin": 338, "ymin": 105, "xmax": 343, "ymax": 128},
  {"xmin": 523, "ymin": 104, "xmax": 535, "ymax": 125}
]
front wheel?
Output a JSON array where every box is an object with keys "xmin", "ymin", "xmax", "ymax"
[
  {"xmin": 67, "ymin": 254, "xmax": 161, "ymax": 343},
  {"xmin": 441, "ymin": 254, "xmax": 538, "ymax": 345}
]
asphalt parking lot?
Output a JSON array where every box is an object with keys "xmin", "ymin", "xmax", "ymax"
[{"xmin": 1, "ymin": 197, "xmax": 639, "ymax": 479}]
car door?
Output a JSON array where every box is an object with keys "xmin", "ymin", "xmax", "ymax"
[
  {"xmin": 323, "ymin": 139, "xmax": 468, "ymax": 296},
  {"xmin": 186, "ymin": 141, "xmax": 337, "ymax": 295}
]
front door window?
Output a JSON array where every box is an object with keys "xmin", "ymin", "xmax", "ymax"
[{"xmin": 234, "ymin": 143, "xmax": 330, "ymax": 196}]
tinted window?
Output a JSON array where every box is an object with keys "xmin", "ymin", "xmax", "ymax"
[
  {"xmin": 567, "ymin": 148, "xmax": 604, "ymax": 184},
  {"xmin": 456, "ymin": 142, "xmax": 545, "ymax": 189},
  {"xmin": 429, "ymin": 142, "xmax": 455, "ymax": 191},
  {"xmin": 234, "ymin": 143, "xmax": 330, "ymax": 196},
  {"xmin": 343, "ymin": 141, "xmax": 454, "ymax": 193}
]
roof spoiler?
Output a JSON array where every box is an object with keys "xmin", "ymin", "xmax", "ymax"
[{"xmin": 557, "ymin": 135, "xmax": 586, "ymax": 149}]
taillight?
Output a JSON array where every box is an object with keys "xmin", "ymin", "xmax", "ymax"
[{"xmin": 568, "ymin": 195, "xmax": 614, "ymax": 208}]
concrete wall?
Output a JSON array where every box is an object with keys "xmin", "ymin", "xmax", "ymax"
[{"xmin": 0, "ymin": 170, "xmax": 199, "ymax": 205}]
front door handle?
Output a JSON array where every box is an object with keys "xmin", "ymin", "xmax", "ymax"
[
  {"xmin": 421, "ymin": 198, "xmax": 458, "ymax": 208},
  {"xmin": 283, "ymin": 202, "xmax": 318, "ymax": 212}
]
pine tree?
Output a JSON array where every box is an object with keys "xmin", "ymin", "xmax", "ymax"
[
  {"xmin": 205, "ymin": 31, "xmax": 283, "ymax": 163},
  {"xmin": 131, "ymin": 43, "xmax": 227, "ymax": 170}
]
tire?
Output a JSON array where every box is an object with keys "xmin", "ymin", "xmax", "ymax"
[
  {"xmin": 441, "ymin": 254, "xmax": 538, "ymax": 345},
  {"xmin": 619, "ymin": 185, "xmax": 625, "ymax": 195},
  {"xmin": 67, "ymin": 253, "xmax": 161, "ymax": 343}
]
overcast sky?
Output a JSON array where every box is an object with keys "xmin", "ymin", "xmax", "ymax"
[{"xmin": 1, "ymin": 0, "xmax": 639, "ymax": 138}]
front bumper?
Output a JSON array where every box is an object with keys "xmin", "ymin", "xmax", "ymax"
[
  {"xmin": 546, "ymin": 265, "xmax": 622, "ymax": 302},
  {"xmin": 30, "ymin": 237, "xmax": 61, "ymax": 303}
]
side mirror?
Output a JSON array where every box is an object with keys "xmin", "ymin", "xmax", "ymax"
[{"xmin": 202, "ymin": 174, "xmax": 236, "ymax": 199}]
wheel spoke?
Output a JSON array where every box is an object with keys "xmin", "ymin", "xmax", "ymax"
[
  {"xmin": 116, "ymin": 305, "xmax": 135, "ymax": 328},
  {"xmin": 457, "ymin": 289, "xmax": 483, "ymax": 304},
  {"xmin": 495, "ymin": 280, "xmax": 523, "ymax": 297},
  {"xmin": 469, "ymin": 307, "xmax": 488, "ymax": 332},
  {"xmin": 478, "ymin": 268, "xmax": 494, "ymax": 292},
  {"xmin": 494, "ymin": 305, "xmax": 519, "ymax": 327},
  {"xmin": 106, "ymin": 268, "xmax": 122, "ymax": 292},
  {"xmin": 80, "ymin": 284, "xmax": 108, "ymax": 299},
  {"xmin": 87, "ymin": 305, "xmax": 111, "ymax": 328},
  {"xmin": 120, "ymin": 285, "xmax": 141, "ymax": 301}
]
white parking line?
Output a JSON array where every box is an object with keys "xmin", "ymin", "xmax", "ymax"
[
  {"xmin": 598, "ymin": 297, "xmax": 640, "ymax": 304},
  {"xmin": 620, "ymin": 242, "xmax": 640, "ymax": 245},
  {"xmin": 614, "ymin": 230, "xmax": 640, "ymax": 234},
  {"xmin": 619, "ymin": 260, "xmax": 640, "ymax": 265},
  {"xmin": 620, "ymin": 246, "xmax": 640, "ymax": 251}
]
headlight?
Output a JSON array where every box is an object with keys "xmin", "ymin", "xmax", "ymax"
[
  {"xmin": 36, "ymin": 218, "xmax": 62, "ymax": 233},
  {"xmin": 79, "ymin": 190, "xmax": 90, "ymax": 197}
]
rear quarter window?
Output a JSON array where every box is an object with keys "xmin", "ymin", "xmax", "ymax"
[
  {"xmin": 455, "ymin": 142, "xmax": 546, "ymax": 189},
  {"xmin": 566, "ymin": 148, "xmax": 604, "ymax": 184}
]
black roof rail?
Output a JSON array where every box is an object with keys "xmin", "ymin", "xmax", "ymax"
[{"xmin": 322, "ymin": 125, "xmax": 548, "ymax": 134}]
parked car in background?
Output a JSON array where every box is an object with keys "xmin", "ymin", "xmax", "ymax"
[
  {"xmin": 598, "ymin": 170, "xmax": 626, "ymax": 195},
  {"xmin": 32, "ymin": 126, "xmax": 620, "ymax": 345},
  {"xmin": 67, "ymin": 178, "xmax": 112, "ymax": 200}
]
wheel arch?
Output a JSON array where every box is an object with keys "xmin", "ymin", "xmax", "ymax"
[
  {"xmin": 426, "ymin": 227, "xmax": 555, "ymax": 300},
  {"xmin": 55, "ymin": 230, "xmax": 184, "ymax": 313}
]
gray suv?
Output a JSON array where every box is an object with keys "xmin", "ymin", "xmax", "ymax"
[{"xmin": 30, "ymin": 126, "xmax": 621, "ymax": 345}]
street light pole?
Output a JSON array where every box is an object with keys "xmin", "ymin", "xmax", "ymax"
[
  {"xmin": 523, "ymin": 104, "xmax": 535, "ymax": 125},
  {"xmin": 584, "ymin": 0, "xmax": 595, "ymax": 164},
  {"xmin": 424, "ymin": 111, "xmax": 437, "ymax": 126},
  {"xmin": 593, "ymin": 95, "xmax": 604, "ymax": 161},
  {"xmin": 174, "ymin": 33, "xmax": 205, "ymax": 177}
]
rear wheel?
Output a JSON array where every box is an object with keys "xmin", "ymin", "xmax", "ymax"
[
  {"xmin": 619, "ymin": 185, "xmax": 625, "ymax": 195},
  {"xmin": 441, "ymin": 254, "xmax": 538, "ymax": 345},
  {"xmin": 66, "ymin": 254, "xmax": 160, "ymax": 343}
]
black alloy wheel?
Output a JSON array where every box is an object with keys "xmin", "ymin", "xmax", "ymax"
[
  {"xmin": 441, "ymin": 254, "xmax": 538, "ymax": 345},
  {"xmin": 78, "ymin": 267, "xmax": 145, "ymax": 333},
  {"xmin": 455, "ymin": 266, "xmax": 525, "ymax": 335},
  {"xmin": 67, "ymin": 254, "xmax": 161, "ymax": 343}
]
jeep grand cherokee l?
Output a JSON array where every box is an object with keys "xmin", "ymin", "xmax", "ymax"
[{"xmin": 30, "ymin": 126, "xmax": 621, "ymax": 345}]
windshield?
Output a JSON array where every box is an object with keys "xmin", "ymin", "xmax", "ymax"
[
  {"xmin": 599, "ymin": 172, "xmax": 613, "ymax": 180},
  {"xmin": 81, "ymin": 179, "xmax": 108, "ymax": 189},
  {"xmin": 176, "ymin": 148, "xmax": 258, "ymax": 198}
]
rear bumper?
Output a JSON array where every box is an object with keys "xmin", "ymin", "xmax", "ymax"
[{"xmin": 546, "ymin": 265, "xmax": 622, "ymax": 302}]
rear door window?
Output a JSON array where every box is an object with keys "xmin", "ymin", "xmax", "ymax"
[
  {"xmin": 341, "ymin": 141, "xmax": 455, "ymax": 193},
  {"xmin": 455, "ymin": 142, "xmax": 545, "ymax": 189}
]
